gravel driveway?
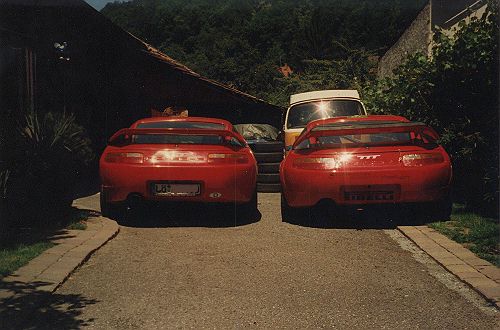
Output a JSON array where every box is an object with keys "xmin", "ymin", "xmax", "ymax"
[{"xmin": 15, "ymin": 193, "xmax": 500, "ymax": 328}]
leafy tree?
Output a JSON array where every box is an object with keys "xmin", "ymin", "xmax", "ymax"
[
  {"xmin": 363, "ymin": 3, "xmax": 499, "ymax": 214},
  {"xmin": 101, "ymin": 0, "xmax": 425, "ymax": 105}
]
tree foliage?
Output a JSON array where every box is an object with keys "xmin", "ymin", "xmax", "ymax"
[
  {"xmin": 102, "ymin": 0, "xmax": 425, "ymax": 106},
  {"xmin": 102, "ymin": 0, "xmax": 498, "ymax": 213},
  {"xmin": 363, "ymin": 3, "xmax": 499, "ymax": 214}
]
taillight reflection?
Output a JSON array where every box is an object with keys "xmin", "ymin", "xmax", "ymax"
[
  {"xmin": 293, "ymin": 154, "xmax": 352, "ymax": 170},
  {"xmin": 104, "ymin": 152, "xmax": 144, "ymax": 164},
  {"xmin": 208, "ymin": 153, "xmax": 248, "ymax": 164},
  {"xmin": 401, "ymin": 153, "xmax": 444, "ymax": 166},
  {"xmin": 150, "ymin": 151, "xmax": 205, "ymax": 163}
]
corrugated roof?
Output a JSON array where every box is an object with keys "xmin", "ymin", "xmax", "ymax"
[{"xmin": 127, "ymin": 32, "xmax": 275, "ymax": 107}]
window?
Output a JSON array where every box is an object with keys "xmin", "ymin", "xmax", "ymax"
[
  {"xmin": 132, "ymin": 134, "xmax": 223, "ymax": 145},
  {"xmin": 287, "ymin": 100, "xmax": 364, "ymax": 129}
]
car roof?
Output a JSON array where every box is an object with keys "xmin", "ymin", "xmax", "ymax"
[
  {"xmin": 130, "ymin": 117, "xmax": 232, "ymax": 129},
  {"xmin": 290, "ymin": 90, "xmax": 360, "ymax": 104},
  {"xmin": 306, "ymin": 115, "xmax": 409, "ymax": 130}
]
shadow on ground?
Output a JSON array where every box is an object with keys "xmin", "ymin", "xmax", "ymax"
[
  {"xmin": 111, "ymin": 202, "xmax": 261, "ymax": 228},
  {"xmin": 0, "ymin": 279, "xmax": 98, "ymax": 329},
  {"xmin": 283, "ymin": 204, "xmax": 434, "ymax": 230}
]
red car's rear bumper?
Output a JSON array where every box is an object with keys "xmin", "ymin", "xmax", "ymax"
[
  {"xmin": 281, "ymin": 165, "xmax": 451, "ymax": 207},
  {"xmin": 101, "ymin": 163, "xmax": 256, "ymax": 204}
]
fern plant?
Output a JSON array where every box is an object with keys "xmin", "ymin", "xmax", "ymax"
[{"xmin": 5, "ymin": 110, "xmax": 94, "ymax": 226}]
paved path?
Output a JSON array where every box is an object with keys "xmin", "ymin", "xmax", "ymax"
[
  {"xmin": 3, "ymin": 193, "xmax": 498, "ymax": 328},
  {"xmin": 399, "ymin": 225, "xmax": 500, "ymax": 308}
]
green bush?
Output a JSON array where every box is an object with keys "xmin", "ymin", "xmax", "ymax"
[
  {"xmin": 2, "ymin": 110, "xmax": 94, "ymax": 227},
  {"xmin": 363, "ymin": 3, "xmax": 499, "ymax": 215}
]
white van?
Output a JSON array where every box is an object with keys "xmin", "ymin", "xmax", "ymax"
[{"xmin": 284, "ymin": 90, "xmax": 367, "ymax": 152}]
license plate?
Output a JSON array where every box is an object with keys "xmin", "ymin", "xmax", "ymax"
[
  {"xmin": 152, "ymin": 183, "xmax": 200, "ymax": 196},
  {"xmin": 344, "ymin": 191, "xmax": 395, "ymax": 201}
]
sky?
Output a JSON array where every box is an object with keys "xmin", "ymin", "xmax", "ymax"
[{"xmin": 85, "ymin": 0, "xmax": 122, "ymax": 11}]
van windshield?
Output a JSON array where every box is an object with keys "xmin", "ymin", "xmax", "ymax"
[{"xmin": 286, "ymin": 100, "xmax": 364, "ymax": 129}]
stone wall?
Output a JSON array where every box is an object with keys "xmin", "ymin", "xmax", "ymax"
[{"xmin": 377, "ymin": 4, "xmax": 432, "ymax": 79}]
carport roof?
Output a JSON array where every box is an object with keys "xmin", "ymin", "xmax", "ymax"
[{"xmin": 0, "ymin": 0, "xmax": 283, "ymax": 112}]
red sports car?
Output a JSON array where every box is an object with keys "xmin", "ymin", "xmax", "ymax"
[
  {"xmin": 100, "ymin": 117, "xmax": 257, "ymax": 217},
  {"xmin": 280, "ymin": 115, "xmax": 452, "ymax": 220}
]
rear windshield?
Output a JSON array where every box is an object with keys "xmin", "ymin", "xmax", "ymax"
[
  {"xmin": 295, "ymin": 132, "xmax": 415, "ymax": 149},
  {"xmin": 286, "ymin": 100, "xmax": 364, "ymax": 129},
  {"xmin": 132, "ymin": 135, "xmax": 223, "ymax": 145},
  {"xmin": 137, "ymin": 121, "xmax": 224, "ymax": 129}
]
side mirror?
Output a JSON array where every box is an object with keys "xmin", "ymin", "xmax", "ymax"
[{"xmin": 308, "ymin": 136, "xmax": 318, "ymax": 146}]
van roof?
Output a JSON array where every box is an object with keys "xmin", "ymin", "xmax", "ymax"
[{"xmin": 290, "ymin": 90, "xmax": 360, "ymax": 105}]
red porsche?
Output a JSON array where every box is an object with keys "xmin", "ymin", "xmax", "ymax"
[
  {"xmin": 280, "ymin": 115, "xmax": 452, "ymax": 220},
  {"xmin": 100, "ymin": 117, "xmax": 257, "ymax": 217}
]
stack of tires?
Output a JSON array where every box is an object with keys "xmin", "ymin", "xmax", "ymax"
[{"xmin": 249, "ymin": 141, "xmax": 284, "ymax": 193}]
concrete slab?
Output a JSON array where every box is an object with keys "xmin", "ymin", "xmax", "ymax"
[{"xmin": 477, "ymin": 266, "xmax": 500, "ymax": 281}]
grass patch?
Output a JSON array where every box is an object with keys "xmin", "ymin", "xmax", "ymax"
[
  {"xmin": 0, "ymin": 208, "xmax": 96, "ymax": 278},
  {"xmin": 430, "ymin": 205, "xmax": 499, "ymax": 266},
  {"xmin": 0, "ymin": 241, "xmax": 54, "ymax": 278}
]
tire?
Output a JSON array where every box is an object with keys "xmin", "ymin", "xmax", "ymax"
[
  {"xmin": 99, "ymin": 191, "xmax": 121, "ymax": 219},
  {"xmin": 249, "ymin": 141, "xmax": 284, "ymax": 153},
  {"xmin": 433, "ymin": 194, "xmax": 452, "ymax": 221},
  {"xmin": 257, "ymin": 173, "xmax": 280, "ymax": 183},
  {"xmin": 412, "ymin": 195, "xmax": 452, "ymax": 223},
  {"xmin": 281, "ymin": 194, "xmax": 294, "ymax": 222},
  {"xmin": 225, "ymin": 190, "xmax": 258, "ymax": 224},
  {"xmin": 240, "ymin": 189, "xmax": 258, "ymax": 215},
  {"xmin": 258, "ymin": 162, "xmax": 280, "ymax": 174},
  {"xmin": 257, "ymin": 182, "xmax": 281, "ymax": 193},
  {"xmin": 254, "ymin": 152, "xmax": 283, "ymax": 163}
]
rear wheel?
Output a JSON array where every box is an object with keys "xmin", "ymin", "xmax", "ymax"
[
  {"xmin": 254, "ymin": 152, "xmax": 283, "ymax": 163},
  {"xmin": 258, "ymin": 162, "xmax": 280, "ymax": 174},
  {"xmin": 224, "ymin": 190, "xmax": 258, "ymax": 225},
  {"xmin": 433, "ymin": 194, "xmax": 452, "ymax": 221},
  {"xmin": 257, "ymin": 173, "xmax": 280, "ymax": 183},
  {"xmin": 412, "ymin": 194, "xmax": 452, "ymax": 223},
  {"xmin": 240, "ymin": 189, "xmax": 258, "ymax": 216},
  {"xmin": 100, "ymin": 191, "xmax": 121, "ymax": 219},
  {"xmin": 281, "ymin": 194, "xmax": 294, "ymax": 222}
]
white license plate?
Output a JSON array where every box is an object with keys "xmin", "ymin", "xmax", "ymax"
[
  {"xmin": 152, "ymin": 183, "xmax": 200, "ymax": 196},
  {"xmin": 344, "ymin": 191, "xmax": 394, "ymax": 201}
]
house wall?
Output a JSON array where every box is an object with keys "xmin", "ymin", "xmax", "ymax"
[
  {"xmin": 377, "ymin": 4, "xmax": 432, "ymax": 79},
  {"xmin": 377, "ymin": 0, "xmax": 488, "ymax": 79},
  {"xmin": 439, "ymin": 2, "xmax": 488, "ymax": 37}
]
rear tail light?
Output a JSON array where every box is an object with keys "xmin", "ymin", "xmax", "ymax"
[
  {"xmin": 208, "ymin": 153, "xmax": 249, "ymax": 164},
  {"xmin": 293, "ymin": 154, "xmax": 352, "ymax": 170},
  {"xmin": 104, "ymin": 152, "xmax": 144, "ymax": 164},
  {"xmin": 401, "ymin": 153, "xmax": 444, "ymax": 166}
]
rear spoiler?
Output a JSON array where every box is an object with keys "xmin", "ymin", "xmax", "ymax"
[
  {"xmin": 294, "ymin": 122, "xmax": 439, "ymax": 147},
  {"xmin": 108, "ymin": 128, "xmax": 247, "ymax": 145}
]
